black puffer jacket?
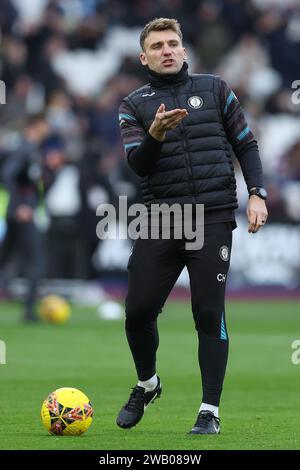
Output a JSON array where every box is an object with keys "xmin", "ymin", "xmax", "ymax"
[{"xmin": 123, "ymin": 63, "xmax": 237, "ymax": 211}]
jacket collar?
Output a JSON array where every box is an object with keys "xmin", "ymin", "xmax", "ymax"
[{"xmin": 147, "ymin": 61, "xmax": 189, "ymax": 89}]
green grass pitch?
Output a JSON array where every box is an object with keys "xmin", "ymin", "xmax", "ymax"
[{"xmin": 0, "ymin": 299, "xmax": 299, "ymax": 450}]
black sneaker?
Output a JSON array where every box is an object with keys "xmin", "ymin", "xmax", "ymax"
[
  {"xmin": 189, "ymin": 410, "xmax": 220, "ymax": 435},
  {"xmin": 116, "ymin": 377, "xmax": 162, "ymax": 429}
]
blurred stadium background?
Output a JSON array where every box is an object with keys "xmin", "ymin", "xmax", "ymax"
[
  {"xmin": 1, "ymin": 0, "xmax": 300, "ymax": 298},
  {"xmin": 0, "ymin": 0, "xmax": 300, "ymax": 451}
]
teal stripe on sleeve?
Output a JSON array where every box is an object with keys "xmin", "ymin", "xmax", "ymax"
[
  {"xmin": 236, "ymin": 126, "xmax": 250, "ymax": 141},
  {"xmin": 124, "ymin": 142, "xmax": 141, "ymax": 151},
  {"xmin": 119, "ymin": 113, "xmax": 137, "ymax": 122},
  {"xmin": 223, "ymin": 91, "xmax": 235, "ymax": 114}
]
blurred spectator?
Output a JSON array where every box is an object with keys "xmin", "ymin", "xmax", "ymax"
[
  {"xmin": 0, "ymin": 0, "xmax": 18, "ymax": 34},
  {"xmin": 1, "ymin": 36, "xmax": 28, "ymax": 88},
  {"xmin": 42, "ymin": 136, "xmax": 85, "ymax": 278},
  {"xmin": 0, "ymin": 113, "xmax": 49, "ymax": 321},
  {"xmin": 255, "ymin": 7, "xmax": 300, "ymax": 88},
  {"xmin": 277, "ymin": 140, "xmax": 300, "ymax": 222},
  {"xmin": 194, "ymin": 1, "xmax": 231, "ymax": 72}
]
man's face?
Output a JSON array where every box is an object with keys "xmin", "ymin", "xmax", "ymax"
[{"xmin": 140, "ymin": 29, "xmax": 187, "ymax": 75}]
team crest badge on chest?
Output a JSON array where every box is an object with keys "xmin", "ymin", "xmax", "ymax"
[{"xmin": 188, "ymin": 96, "xmax": 203, "ymax": 109}]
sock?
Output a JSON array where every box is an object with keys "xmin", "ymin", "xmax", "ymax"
[
  {"xmin": 138, "ymin": 374, "xmax": 158, "ymax": 392},
  {"xmin": 199, "ymin": 402, "xmax": 219, "ymax": 418}
]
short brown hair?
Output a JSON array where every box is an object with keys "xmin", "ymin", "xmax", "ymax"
[{"xmin": 140, "ymin": 18, "xmax": 183, "ymax": 51}]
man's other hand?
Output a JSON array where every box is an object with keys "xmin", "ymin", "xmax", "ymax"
[{"xmin": 247, "ymin": 196, "xmax": 268, "ymax": 233}]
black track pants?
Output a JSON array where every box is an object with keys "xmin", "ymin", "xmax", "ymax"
[{"xmin": 125, "ymin": 222, "xmax": 232, "ymax": 406}]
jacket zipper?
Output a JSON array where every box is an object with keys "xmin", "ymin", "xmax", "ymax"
[{"xmin": 172, "ymin": 87, "xmax": 196, "ymax": 203}]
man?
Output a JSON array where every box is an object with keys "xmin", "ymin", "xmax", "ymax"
[
  {"xmin": 117, "ymin": 18, "xmax": 268, "ymax": 434},
  {"xmin": 0, "ymin": 113, "xmax": 49, "ymax": 322}
]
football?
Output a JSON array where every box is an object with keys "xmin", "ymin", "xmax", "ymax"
[
  {"xmin": 38, "ymin": 295, "xmax": 71, "ymax": 324},
  {"xmin": 41, "ymin": 387, "xmax": 93, "ymax": 435}
]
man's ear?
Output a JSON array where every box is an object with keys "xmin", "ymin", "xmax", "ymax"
[
  {"xmin": 183, "ymin": 47, "xmax": 187, "ymax": 60},
  {"xmin": 140, "ymin": 52, "xmax": 147, "ymax": 66}
]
